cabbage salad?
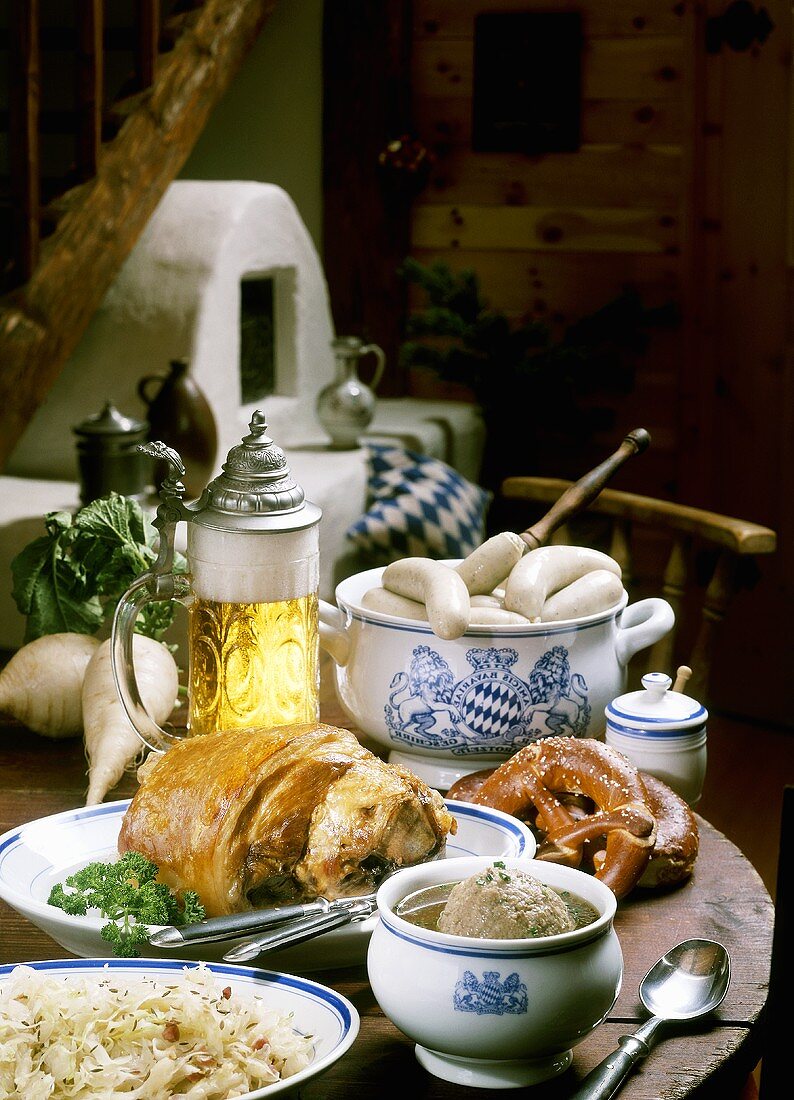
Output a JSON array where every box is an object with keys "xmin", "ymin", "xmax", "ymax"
[{"xmin": 0, "ymin": 963, "xmax": 313, "ymax": 1098}]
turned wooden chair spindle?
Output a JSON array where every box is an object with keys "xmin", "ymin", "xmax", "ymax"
[{"xmin": 500, "ymin": 477, "xmax": 777, "ymax": 705}]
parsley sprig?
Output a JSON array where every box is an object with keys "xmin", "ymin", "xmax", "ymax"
[
  {"xmin": 48, "ymin": 851, "xmax": 205, "ymax": 957},
  {"xmin": 476, "ymin": 860, "xmax": 513, "ymax": 887}
]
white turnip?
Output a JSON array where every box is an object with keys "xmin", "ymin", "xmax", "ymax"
[
  {"xmin": 0, "ymin": 633, "xmax": 101, "ymax": 738},
  {"xmin": 83, "ymin": 635, "xmax": 178, "ymax": 806}
]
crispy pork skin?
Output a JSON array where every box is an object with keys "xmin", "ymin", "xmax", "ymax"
[{"xmin": 118, "ymin": 722, "xmax": 455, "ymax": 916}]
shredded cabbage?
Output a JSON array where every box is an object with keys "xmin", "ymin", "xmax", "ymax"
[{"xmin": 0, "ymin": 963, "xmax": 314, "ymax": 1098}]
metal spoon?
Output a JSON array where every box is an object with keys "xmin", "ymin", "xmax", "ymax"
[{"xmin": 569, "ymin": 938, "xmax": 731, "ymax": 1100}]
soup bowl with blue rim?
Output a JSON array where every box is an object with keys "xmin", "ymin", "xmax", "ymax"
[
  {"xmin": 366, "ymin": 855, "xmax": 622, "ymax": 1090},
  {"xmin": 319, "ymin": 564, "xmax": 674, "ymax": 790}
]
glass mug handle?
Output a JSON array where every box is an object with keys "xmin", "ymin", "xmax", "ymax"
[{"xmin": 110, "ymin": 572, "xmax": 192, "ymax": 754}]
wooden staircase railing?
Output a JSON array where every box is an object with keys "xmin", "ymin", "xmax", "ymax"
[{"xmin": 0, "ymin": 0, "xmax": 276, "ymax": 472}]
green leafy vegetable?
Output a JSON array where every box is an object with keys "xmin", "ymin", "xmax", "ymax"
[
  {"xmin": 10, "ymin": 492, "xmax": 185, "ymax": 643},
  {"xmin": 47, "ymin": 851, "xmax": 205, "ymax": 958}
]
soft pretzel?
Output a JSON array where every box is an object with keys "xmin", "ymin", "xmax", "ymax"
[
  {"xmin": 637, "ymin": 772, "xmax": 699, "ymax": 889},
  {"xmin": 448, "ymin": 742, "xmax": 700, "ymax": 897},
  {"xmin": 448, "ymin": 737, "xmax": 656, "ymax": 899}
]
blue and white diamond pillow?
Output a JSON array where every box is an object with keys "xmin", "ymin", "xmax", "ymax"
[{"xmin": 347, "ymin": 443, "xmax": 491, "ymax": 561}]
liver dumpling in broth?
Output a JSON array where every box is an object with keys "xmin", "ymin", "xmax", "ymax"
[{"xmin": 437, "ymin": 863, "xmax": 575, "ymax": 939}]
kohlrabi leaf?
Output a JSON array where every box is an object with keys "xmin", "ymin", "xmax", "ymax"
[
  {"xmin": 10, "ymin": 492, "xmax": 181, "ymax": 642},
  {"xmin": 11, "ymin": 530, "xmax": 104, "ymax": 641}
]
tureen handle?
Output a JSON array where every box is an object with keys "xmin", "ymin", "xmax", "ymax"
[{"xmin": 615, "ymin": 598, "xmax": 675, "ymax": 666}]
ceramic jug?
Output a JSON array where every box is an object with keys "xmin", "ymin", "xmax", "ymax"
[
  {"xmin": 316, "ymin": 336, "xmax": 386, "ymax": 449},
  {"xmin": 137, "ymin": 357, "xmax": 218, "ymax": 499}
]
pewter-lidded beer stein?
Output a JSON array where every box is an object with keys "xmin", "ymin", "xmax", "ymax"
[{"xmin": 111, "ymin": 411, "xmax": 322, "ymax": 752}]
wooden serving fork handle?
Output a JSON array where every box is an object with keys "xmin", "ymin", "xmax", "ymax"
[{"xmin": 520, "ymin": 428, "xmax": 651, "ymax": 551}]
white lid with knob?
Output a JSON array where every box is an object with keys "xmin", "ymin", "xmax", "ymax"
[{"xmin": 605, "ymin": 672, "xmax": 707, "ymax": 736}]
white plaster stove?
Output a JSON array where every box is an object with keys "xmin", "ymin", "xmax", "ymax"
[{"xmin": 0, "ymin": 182, "xmax": 483, "ymax": 648}]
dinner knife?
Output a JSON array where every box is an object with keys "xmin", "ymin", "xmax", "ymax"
[
  {"xmin": 222, "ymin": 897, "xmax": 377, "ymax": 963},
  {"xmin": 149, "ymin": 896, "xmax": 352, "ymax": 948}
]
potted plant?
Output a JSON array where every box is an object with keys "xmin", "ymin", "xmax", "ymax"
[{"xmin": 399, "ymin": 258, "xmax": 677, "ymax": 492}]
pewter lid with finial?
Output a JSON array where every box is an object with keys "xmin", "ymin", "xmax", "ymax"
[
  {"xmin": 190, "ymin": 410, "xmax": 322, "ymax": 533},
  {"xmin": 74, "ymin": 400, "xmax": 148, "ymax": 441}
]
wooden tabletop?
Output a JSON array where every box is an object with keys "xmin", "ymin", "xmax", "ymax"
[{"xmin": 0, "ymin": 720, "xmax": 773, "ymax": 1099}]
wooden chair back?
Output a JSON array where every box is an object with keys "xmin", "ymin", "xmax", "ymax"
[{"xmin": 499, "ymin": 477, "xmax": 777, "ymax": 705}]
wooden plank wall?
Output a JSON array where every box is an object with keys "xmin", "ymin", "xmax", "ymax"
[
  {"xmin": 408, "ymin": 0, "xmax": 689, "ymax": 496},
  {"xmin": 682, "ymin": 0, "xmax": 792, "ymax": 727}
]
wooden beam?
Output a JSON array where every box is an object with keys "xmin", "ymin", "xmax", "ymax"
[
  {"xmin": 413, "ymin": 37, "xmax": 685, "ymax": 102},
  {"xmin": 8, "ymin": 0, "xmax": 40, "ymax": 281},
  {"xmin": 0, "ymin": 0, "xmax": 277, "ymax": 472},
  {"xmin": 413, "ymin": 0, "xmax": 686, "ymax": 40},
  {"xmin": 412, "ymin": 203, "xmax": 676, "ymax": 254},
  {"xmin": 76, "ymin": 0, "xmax": 104, "ymax": 180}
]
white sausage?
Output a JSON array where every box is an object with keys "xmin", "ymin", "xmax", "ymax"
[
  {"xmin": 469, "ymin": 607, "xmax": 531, "ymax": 626},
  {"xmin": 504, "ymin": 545, "xmax": 622, "ymax": 622},
  {"xmin": 455, "ymin": 532, "xmax": 525, "ymax": 595},
  {"xmin": 540, "ymin": 570, "xmax": 625, "ymax": 622},
  {"xmin": 470, "ymin": 594, "xmax": 503, "ymax": 608},
  {"xmin": 362, "ymin": 587, "xmax": 429, "ymax": 621},
  {"xmin": 382, "ymin": 558, "xmax": 470, "ymax": 639}
]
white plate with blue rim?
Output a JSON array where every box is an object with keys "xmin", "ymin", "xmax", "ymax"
[
  {"xmin": 0, "ymin": 799, "xmax": 534, "ymax": 970},
  {"xmin": 0, "ymin": 957, "xmax": 359, "ymax": 1097}
]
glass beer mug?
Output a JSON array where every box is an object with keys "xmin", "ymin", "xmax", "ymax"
[{"xmin": 111, "ymin": 411, "xmax": 322, "ymax": 752}]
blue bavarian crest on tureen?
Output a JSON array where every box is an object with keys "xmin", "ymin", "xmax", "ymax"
[
  {"xmin": 384, "ymin": 643, "xmax": 590, "ymax": 754},
  {"xmin": 453, "ymin": 970, "xmax": 528, "ymax": 1016}
]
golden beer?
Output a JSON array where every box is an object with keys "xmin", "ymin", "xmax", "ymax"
[{"xmin": 188, "ymin": 592, "xmax": 319, "ymax": 735}]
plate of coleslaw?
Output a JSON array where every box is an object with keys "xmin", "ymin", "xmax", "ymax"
[
  {"xmin": 0, "ymin": 798, "xmax": 535, "ymax": 970},
  {"xmin": 0, "ymin": 957, "xmax": 359, "ymax": 1098}
]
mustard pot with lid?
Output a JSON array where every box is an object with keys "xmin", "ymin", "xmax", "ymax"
[
  {"xmin": 111, "ymin": 411, "xmax": 322, "ymax": 752},
  {"xmin": 604, "ymin": 672, "xmax": 708, "ymax": 805}
]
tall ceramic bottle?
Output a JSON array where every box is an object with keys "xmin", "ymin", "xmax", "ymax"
[{"xmin": 138, "ymin": 357, "xmax": 218, "ymax": 498}]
